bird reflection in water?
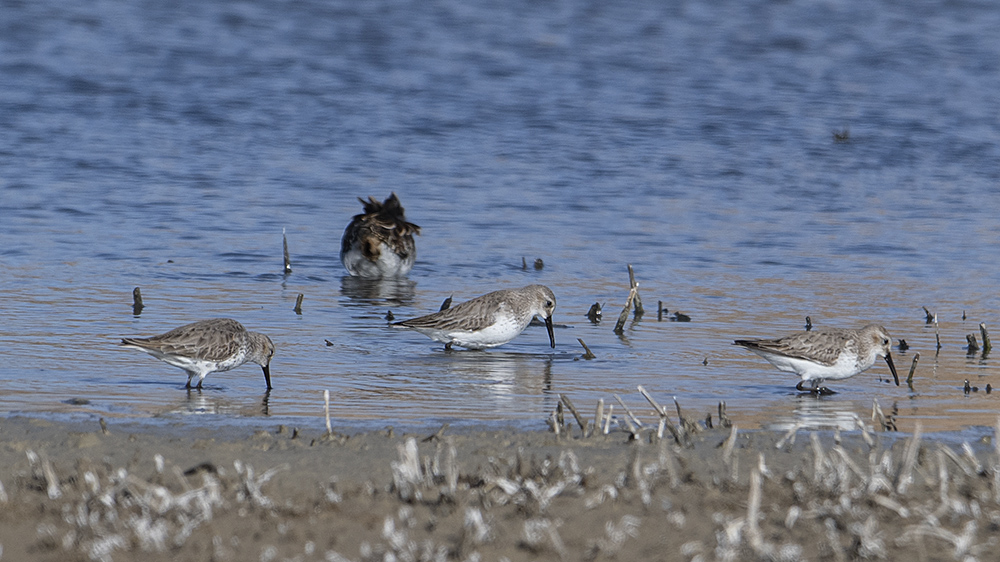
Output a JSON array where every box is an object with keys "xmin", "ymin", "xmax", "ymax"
[
  {"xmin": 438, "ymin": 351, "xmax": 554, "ymax": 403},
  {"xmin": 158, "ymin": 388, "xmax": 272, "ymax": 417},
  {"xmin": 762, "ymin": 394, "xmax": 898, "ymax": 432},
  {"xmin": 340, "ymin": 275, "xmax": 417, "ymax": 305}
]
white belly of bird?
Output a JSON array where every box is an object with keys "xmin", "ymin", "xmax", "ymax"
[
  {"xmin": 435, "ymin": 315, "xmax": 526, "ymax": 350},
  {"xmin": 157, "ymin": 349, "xmax": 246, "ymax": 377},
  {"xmin": 343, "ymin": 243, "xmax": 413, "ymax": 278},
  {"xmin": 754, "ymin": 349, "xmax": 862, "ymax": 381}
]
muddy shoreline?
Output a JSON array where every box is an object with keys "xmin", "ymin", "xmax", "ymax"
[{"xmin": 1, "ymin": 415, "xmax": 998, "ymax": 561}]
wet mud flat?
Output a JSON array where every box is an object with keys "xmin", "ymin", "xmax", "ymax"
[{"xmin": 1, "ymin": 416, "xmax": 999, "ymax": 562}]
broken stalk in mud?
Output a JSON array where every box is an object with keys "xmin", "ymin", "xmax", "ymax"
[
  {"xmin": 323, "ymin": 390, "xmax": 332, "ymax": 436},
  {"xmin": 637, "ymin": 385, "xmax": 680, "ymax": 442},
  {"xmin": 592, "ymin": 399, "xmax": 604, "ymax": 438},
  {"xmin": 560, "ymin": 394, "xmax": 588, "ymax": 435}
]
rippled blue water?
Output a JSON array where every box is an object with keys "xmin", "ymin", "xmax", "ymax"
[{"xmin": 3, "ymin": 0, "xmax": 1000, "ymax": 432}]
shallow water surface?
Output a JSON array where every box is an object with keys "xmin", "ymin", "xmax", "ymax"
[{"xmin": 3, "ymin": 0, "xmax": 1000, "ymax": 433}]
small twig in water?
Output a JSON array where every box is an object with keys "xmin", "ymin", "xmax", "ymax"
[
  {"xmin": 922, "ymin": 306, "xmax": 935, "ymax": 324},
  {"xmin": 613, "ymin": 286, "xmax": 636, "ymax": 334},
  {"xmin": 933, "ymin": 313, "xmax": 941, "ymax": 350},
  {"xmin": 967, "ymin": 334, "xmax": 980, "ymax": 353},
  {"xmin": 980, "ymin": 322, "xmax": 992, "ymax": 354},
  {"xmin": 283, "ymin": 228, "xmax": 292, "ymax": 274},
  {"xmin": 132, "ymin": 287, "xmax": 144, "ymax": 315},
  {"xmin": 906, "ymin": 352, "xmax": 919, "ymax": 385},
  {"xmin": 577, "ymin": 338, "xmax": 596, "ymax": 359},
  {"xmin": 294, "ymin": 293, "xmax": 304, "ymax": 314},
  {"xmin": 805, "ymin": 316, "xmax": 812, "ymax": 331},
  {"xmin": 627, "ymin": 264, "xmax": 644, "ymax": 317}
]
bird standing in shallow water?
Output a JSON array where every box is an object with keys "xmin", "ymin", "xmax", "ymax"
[
  {"xmin": 121, "ymin": 318, "xmax": 274, "ymax": 390},
  {"xmin": 340, "ymin": 193, "xmax": 420, "ymax": 278},
  {"xmin": 394, "ymin": 285, "xmax": 557, "ymax": 350},
  {"xmin": 734, "ymin": 324, "xmax": 899, "ymax": 394}
]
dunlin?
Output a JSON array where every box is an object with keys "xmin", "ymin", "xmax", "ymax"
[
  {"xmin": 734, "ymin": 324, "xmax": 899, "ymax": 394},
  {"xmin": 121, "ymin": 318, "xmax": 275, "ymax": 390},
  {"xmin": 340, "ymin": 193, "xmax": 420, "ymax": 278},
  {"xmin": 394, "ymin": 285, "xmax": 557, "ymax": 350}
]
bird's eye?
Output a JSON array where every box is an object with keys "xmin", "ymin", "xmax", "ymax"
[
  {"xmin": 546, "ymin": 301, "xmax": 553, "ymax": 308},
  {"xmin": 883, "ymin": 338, "xmax": 889, "ymax": 345}
]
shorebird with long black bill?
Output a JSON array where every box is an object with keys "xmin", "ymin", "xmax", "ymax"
[
  {"xmin": 734, "ymin": 324, "xmax": 899, "ymax": 394},
  {"xmin": 121, "ymin": 318, "xmax": 274, "ymax": 390},
  {"xmin": 394, "ymin": 285, "xmax": 557, "ymax": 351}
]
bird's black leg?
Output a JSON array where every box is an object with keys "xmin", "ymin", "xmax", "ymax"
[
  {"xmin": 444, "ymin": 342, "xmax": 453, "ymax": 351},
  {"xmin": 796, "ymin": 379, "xmax": 836, "ymax": 395},
  {"xmin": 811, "ymin": 379, "xmax": 836, "ymax": 395}
]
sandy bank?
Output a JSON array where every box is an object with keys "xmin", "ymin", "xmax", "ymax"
[{"xmin": 1, "ymin": 416, "xmax": 997, "ymax": 561}]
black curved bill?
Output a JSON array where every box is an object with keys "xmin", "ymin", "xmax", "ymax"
[
  {"xmin": 545, "ymin": 315, "xmax": 555, "ymax": 348},
  {"xmin": 884, "ymin": 353, "xmax": 899, "ymax": 386},
  {"xmin": 262, "ymin": 365, "xmax": 273, "ymax": 390}
]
